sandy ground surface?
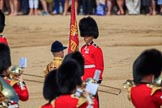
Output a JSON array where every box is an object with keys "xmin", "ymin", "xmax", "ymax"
[{"xmin": 3, "ymin": 15, "xmax": 162, "ymax": 108}]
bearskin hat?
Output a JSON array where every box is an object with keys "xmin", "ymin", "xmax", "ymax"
[
  {"xmin": 63, "ymin": 51, "xmax": 84, "ymax": 76},
  {"xmin": 56, "ymin": 59, "xmax": 82, "ymax": 94},
  {"xmin": 0, "ymin": 43, "xmax": 11, "ymax": 75},
  {"xmin": 0, "ymin": 10, "xmax": 5, "ymax": 33},
  {"xmin": 133, "ymin": 49, "xmax": 162, "ymax": 85},
  {"xmin": 43, "ymin": 69, "xmax": 60, "ymax": 102},
  {"xmin": 79, "ymin": 16, "xmax": 99, "ymax": 39}
]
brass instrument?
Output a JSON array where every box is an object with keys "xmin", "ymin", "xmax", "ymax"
[
  {"xmin": 123, "ymin": 80, "xmax": 135, "ymax": 89},
  {"xmin": 154, "ymin": 77, "xmax": 162, "ymax": 87},
  {"xmin": 9, "ymin": 66, "xmax": 23, "ymax": 77},
  {"xmin": 123, "ymin": 78, "xmax": 162, "ymax": 88},
  {"xmin": 0, "ymin": 77, "xmax": 19, "ymax": 103},
  {"xmin": 8, "ymin": 66, "xmax": 25, "ymax": 90}
]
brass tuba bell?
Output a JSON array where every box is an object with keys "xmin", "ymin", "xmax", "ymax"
[{"xmin": 0, "ymin": 77, "xmax": 19, "ymax": 103}]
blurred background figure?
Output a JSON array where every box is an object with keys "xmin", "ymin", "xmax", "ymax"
[
  {"xmin": 116, "ymin": 0, "xmax": 125, "ymax": 15},
  {"xmin": 0, "ymin": 0, "xmax": 4, "ymax": 10},
  {"xmin": 141, "ymin": 0, "xmax": 152, "ymax": 15},
  {"xmin": 52, "ymin": 0, "xmax": 64, "ymax": 15},
  {"xmin": 96, "ymin": 0, "xmax": 106, "ymax": 16},
  {"xmin": 63, "ymin": 0, "xmax": 78, "ymax": 15},
  {"xmin": 158, "ymin": 0, "xmax": 162, "ymax": 15},
  {"xmin": 20, "ymin": 0, "xmax": 29, "ymax": 15},
  {"xmin": 40, "ymin": 0, "xmax": 51, "ymax": 16},
  {"xmin": 81, "ymin": 0, "xmax": 96, "ymax": 15},
  {"xmin": 150, "ymin": 0, "xmax": 157, "ymax": 15},
  {"xmin": 46, "ymin": 0, "xmax": 53, "ymax": 15},
  {"xmin": 9, "ymin": 0, "xmax": 19, "ymax": 16},
  {"xmin": 105, "ymin": 0, "xmax": 113, "ymax": 15},
  {"xmin": 125, "ymin": 0, "xmax": 141, "ymax": 15},
  {"xmin": 141, "ymin": 0, "xmax": 157, "ymax": 15},
  {"xmin": 29, "ymin": 0, "xmax": 39, "ymax": 15},
  {"xmin": 3, "ymin": 0, "xmax": 10, "ymax": 15}
]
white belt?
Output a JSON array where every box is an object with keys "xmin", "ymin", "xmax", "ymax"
[{"xmin": 84, "ymin": 64, "xmax": 95, "ymax": 69}]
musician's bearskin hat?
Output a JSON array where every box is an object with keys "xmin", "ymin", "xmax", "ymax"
[
  {"xmin": 56, "ymin": 59, "xmax": 82, "ymax": 94},
  {"xmin": 0, "ymin": 10, "xmax": 5, "ymax": 33},
  {"xmin": 63, "ymin": 51, "xmax": 84, "ymax": 76},
  {"xmin": 79, "ymin": 16, "xmax": 99, "ymax": 39},
  {"xmin": 43, "ymin": 69, "xmax": 60, "ymax": 102},
  {"xmin": 133, "ymin": 49, "xmax": 162, "ymax": 84},
  {"xmin": 0, "ymin": 43, "xmax": 11, "ymax": 75}
]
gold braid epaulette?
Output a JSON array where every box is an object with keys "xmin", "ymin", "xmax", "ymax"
[
  {"xmin": 49, "ymin": 95, "xmax": 87, "ymax": 107},
  {"xmin": 50, "ymin": 99, "xmax": 55, "ymax": 107},
  {"xmin": 146, "ymin": 84, "xmax": 162, "ymax": 96},
  {"xmin": 71, "ymin": 94, "xmax": 87, "ymax": 107},
  {"xmin": 9, "ymin": 80, "xmax": 19, "ymax": 87}
]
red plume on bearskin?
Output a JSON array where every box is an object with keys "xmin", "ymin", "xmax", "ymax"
[{"xmin": 68, "ymin": 0, "xmax": 79, "ymax": 53}]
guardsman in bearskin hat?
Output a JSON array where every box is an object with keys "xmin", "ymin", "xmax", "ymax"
[
  {"xmin": 41, "ymin": 51, "xmax": 99, "ymax": 108},
  {"xmin": 0, "ymin": 43, "xmax": 19, "ymax": 107},
  {"xmin": 43, "ymin": 40, "xmax": 67, "ymax": 76},
  {"xmin": 0, "ymin": 43, "xmax": 29, "ymax": 103},
  {"xmin": 129, "ymin": 49, "xmax": 162, "ymax": 108},
  {"xmin": 79, "ymin": 16, "xmax": 104, "ymax": 108},
  {"xmin": 79, "ymin": 16, "xmax": 104, "ymax": 83},
  {"xmin": 0, "ymin": 10, "xmax": 8, "ymax": 45}
]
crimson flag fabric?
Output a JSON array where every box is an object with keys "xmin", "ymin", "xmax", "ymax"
[{"xmin": 68, "ymin": 0, "xmax": 79, "ymax": 53}]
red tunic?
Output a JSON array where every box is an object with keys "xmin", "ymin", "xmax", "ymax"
[
  {"xmin": 0, "ymin": 34, "xmax": 8, "ymax": 45},
  {"xmin": 81, "ymin": 42, "xmax": 104, "ymax": 81},
  {"xmin": 5, "ymin": 79, "xmax": 29, "ymax": 101},
  {"xmin": 41, "ymin": 94, "xmax": 98, "ymax": 108},
  {"xmin": 131, "ymin": 84, "xmax": 162, "ymax": 108}
]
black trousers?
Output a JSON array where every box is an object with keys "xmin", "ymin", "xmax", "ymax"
[
  {"xmin": 141, "ymin": 0, "xmax": 152, "ymax": 14},
  {"xmin": 82, "ymin": 0, "xmax": 96, "ymax": 15}
]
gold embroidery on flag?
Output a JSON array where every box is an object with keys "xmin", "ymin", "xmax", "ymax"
[{"xmin": 70, "ymin": 22, "xmax": 78, "ymax": 36}]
